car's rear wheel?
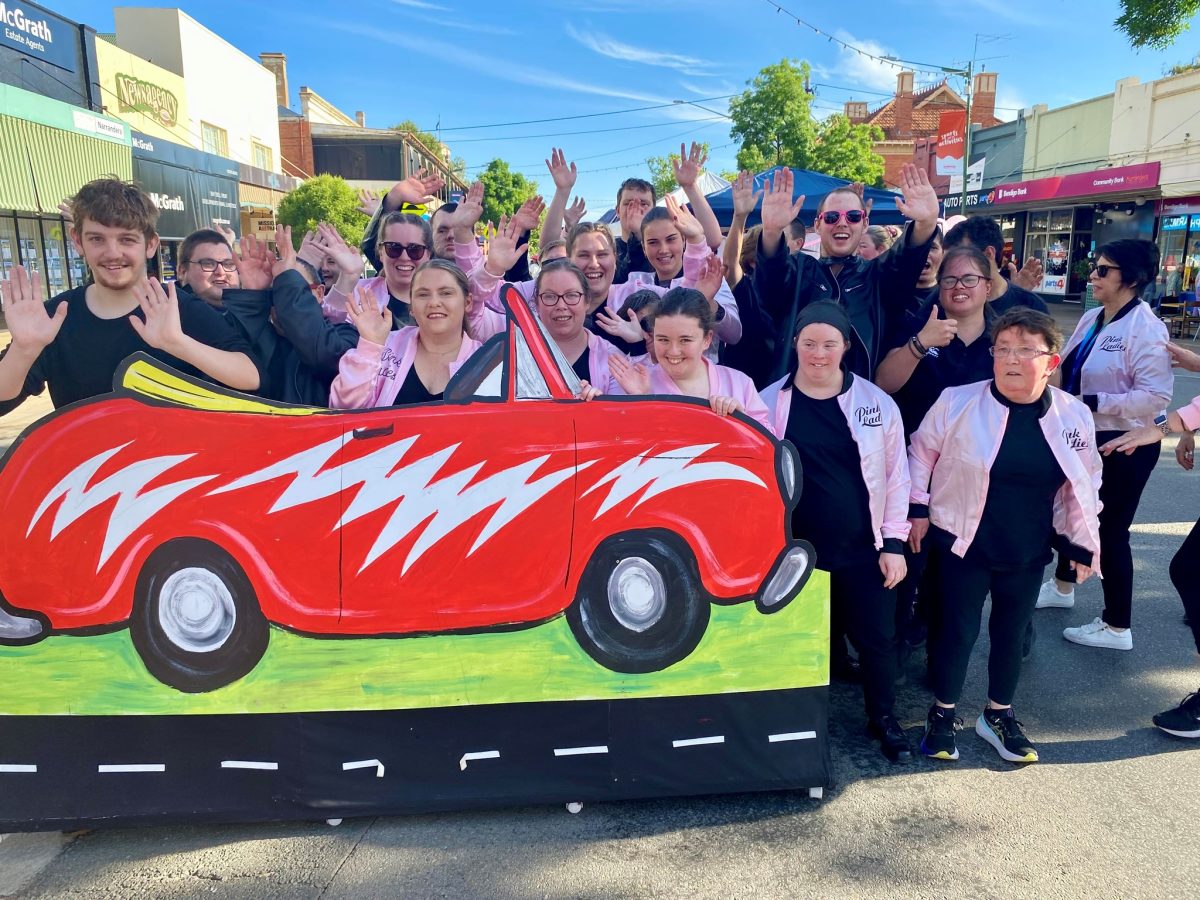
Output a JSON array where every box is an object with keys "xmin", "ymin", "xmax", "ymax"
[
  {"xmin": 567, "ymin": 531, "xmax": 709, "ymax": 674},
  {"xmin": 130, "ymin": 538, "xmax": 268, "ymax": 693}
]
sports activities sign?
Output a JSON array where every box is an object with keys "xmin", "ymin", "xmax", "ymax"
[
  {"xmin": 935, "ymin": 110, "xmax": 965, "ymax": 177},
  {"xmin": 0, "ymin": 0, "xmax": 78, "ymax": 73}
]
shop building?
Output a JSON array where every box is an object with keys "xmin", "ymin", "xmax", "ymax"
[{"xmin": 0, "ymin": 0, "xmax": 101, "ymax": 110}]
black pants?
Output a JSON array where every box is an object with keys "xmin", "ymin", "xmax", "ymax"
[
  {"xmin": 1055, "ymin": 432, "xmax": 1157, "ymax": 629},
  {"xmin": 932, "ymin": 550, "xmax": 1043, "ymax": 707},
  {"xmin": 828, "ymin": 563, "xmax": 897, "ymax": 721},
  {"xmin": 1170, "ymin": 514, "xmax": 1200, "ymax": 654}
]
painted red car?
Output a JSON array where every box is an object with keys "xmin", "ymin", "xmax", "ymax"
[{"xmin": 0, "ymin": 290, "xmax": 813, "ymax": 692}]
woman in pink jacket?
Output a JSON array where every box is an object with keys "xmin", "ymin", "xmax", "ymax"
[
  {"xmin": 329, "ymin": 260, "xmax": 482, "ymax": 408},
  {"xmin": 530, "ymin": 261, "xmax": 628, "ymax": 395},
  {"xmin": 909, "ymin": 307, "xmax": 1103, "ymax": 764},
  {"xmin": 760, "ymin": 301, "xmax": 914, "ymax": 763},
  {"xmin": 1039, "ymin": 240, "xmax": 1172, "ymax": 652},
  {"xmin": 608, "ymin": 287, "xmax": 770, "ymax": 429}
]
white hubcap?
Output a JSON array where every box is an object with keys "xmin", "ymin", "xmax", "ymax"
[
  {"xmin": 157, "ymin": 567, "xmax": 236, "ymax": 653},
  {"xmin": 607, "ymin": 557, "xmax": 667, "ymax": 632}
]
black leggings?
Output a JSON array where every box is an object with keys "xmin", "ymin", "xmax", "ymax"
[
  {"xmin": 1169, "ymin": 515, "xmax": 1200, "ymax": 655},
  {"xmin": 828, "ymin": 563, "xmax": 897, "ymax": 721},
  {"xmin": 1055, "ymin": 432, "xmax": 1157, "ymax": 629},
  {"xmin": 932, "ymin": 549, "xmax": 1043, "ymax": 707}
]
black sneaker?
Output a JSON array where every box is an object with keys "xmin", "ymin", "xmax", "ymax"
[
  {"xmin": 920, "ymin": 705, "xmax": 961, "ymax": 761},
  {"xmin": 1153, "ymin": 691, "xmax": 1200, "ymax": 738},
  {"xmin": 976, "ymin": 707, "xmax": 1038, "ymax": 763},
  {"xmin": 867, "ymin": 715, "xmax": 912, "ymax": 763}
]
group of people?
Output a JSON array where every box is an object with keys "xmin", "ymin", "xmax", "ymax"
[{"xmin": 1, "ymin": 143, "xmax": 1198, "ymax": 764}]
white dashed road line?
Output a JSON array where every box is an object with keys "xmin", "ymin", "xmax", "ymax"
[
  {"xmin": 342, "ymin": 759, "xmax": 385, "ymax": 777},
  {"xmin": 553, "ymin": 746, "xmax": 609, "ymax": 757},
  {"xmin": 459, "ymin": 750, "xmax": 501, "ymax": 771},
  {"xmin": 220, "ymin": 761, "xmax": 279, "ymax": 771},
  {"xmin": 0, "ymin": 764, "xmax": 37, "ymax": 773},
  {"xmin": 768, "ymin": 731, "xmax": 817, "ymax": 742},
  {"xmin": 97, "ymin": 764, "xmax": 165, "ymax": 773},
  {"xmin": 672, "ymin": 736, "xmax": 725, "ymax": 748}
]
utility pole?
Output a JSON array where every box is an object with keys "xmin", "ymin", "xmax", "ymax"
[{"xmin": 960, "ymin": 60, "xmax": 973, "ymax": 214}]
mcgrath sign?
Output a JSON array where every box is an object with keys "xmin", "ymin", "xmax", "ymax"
[
  {"xmin": 0, "ymin": 0, "xmax": 78, "ymax": 73},
  {"xmin": 132, "ymin": 133, "xmax": 240, "ymax": 237}
]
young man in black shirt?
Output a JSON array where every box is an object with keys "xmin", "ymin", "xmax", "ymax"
[{"xmin": 0, "ymin": 178, "xmax": 261, "ymax": 415}]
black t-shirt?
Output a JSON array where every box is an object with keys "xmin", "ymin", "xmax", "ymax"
[
  {"xmin": 0, "ymin": 284, "xmax": 255, "ymax": 413},
  {"xmin": 991, "ymin": 282, "xmax": 1048, "ymax": 314},
  {"xmin": 886, "ymin": 295, "xmax": 996, "ymax": 438},
  {"xmin": 393, "ymin": 364, "xmax": 440, "ymax": 405},
  {"xmin": 965, "ymin": 383, "xmax": 1065, "ymax": 569},
  {"xmin": 784, "ymin": 375, "xmax": 876, "ymax": 571},
  {"xmin": 570, "ymin": 346, "xmax": 591, "ymax": 384},
  {"xmin": 388, "ymin": 296, "xmax": 416, "ymax": 329}
]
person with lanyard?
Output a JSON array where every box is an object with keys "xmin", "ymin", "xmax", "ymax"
[
  {"xmin": 759, "ymin": 302, "xmax": 914, "ymax": 762},
  {"xmin": 329, "ymin": 259, "xmax": 483, "ymax": 408},
  {"xmin": 909, "ymin": 307, "xmax": 1102, "ymax": 763},
  {"xmin": 753, "ymin": 164, "xmax": 939, "ymax": 382},
  {"xmin": 1102, "ymin": 340, "xmax": 1200, "ymax": 738},
  {"xmin": 1036, "ymin": 240, "xmax": 1173, "ymax": 653}
]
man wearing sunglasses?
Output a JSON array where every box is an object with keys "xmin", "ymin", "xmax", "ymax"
[
  {"xmin": 754, "ymin": 163, "xmax": 939, "ymax": 382},
  {"xmin": 176, "ymin": 228, "xmax": 241, "ymax": 308}
]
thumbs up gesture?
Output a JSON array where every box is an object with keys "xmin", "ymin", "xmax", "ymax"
[{"xmin": 917, "ymin": 304, "xmax": 958, "ymax": 349}]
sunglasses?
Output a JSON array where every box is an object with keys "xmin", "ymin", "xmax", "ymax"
[
  {"xmin": 820, "ymin": 209, "xmax": 866, "ymax": 226},
  {"xmin": 1091, "ymin": 264, "xmax": 1120, "ymax": 278},
  {"xmin": 381, "ymin": 242, "xmax": 428, "ymax": 261}
]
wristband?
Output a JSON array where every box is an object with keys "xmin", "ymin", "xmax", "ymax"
[{"xmin": 910, "ymin": 335, "xmax": 929, "ymax": 358}]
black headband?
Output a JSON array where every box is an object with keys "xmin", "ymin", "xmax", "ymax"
[{"xmin": 794, "ymin": 301, "xmax": 851, "ymax": 341}]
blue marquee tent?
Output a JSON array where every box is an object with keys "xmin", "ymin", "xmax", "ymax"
[{"xmin": 705, "ymin": 167, "xmax": 906, "ymax": 227}]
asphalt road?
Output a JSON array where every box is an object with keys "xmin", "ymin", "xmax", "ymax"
[{"xmin": 7, "ymin": 310, "xmax": 1200, "ymax": 899}]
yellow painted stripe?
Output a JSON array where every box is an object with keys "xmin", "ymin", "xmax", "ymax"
[{"xmin": 123, "ymin": 360, "xmax": 320, "ymax": 417}]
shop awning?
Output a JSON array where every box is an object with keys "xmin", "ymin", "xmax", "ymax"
[{"xmin": 238, "ymin": 182, "xmax": 284, "ymax": 210}]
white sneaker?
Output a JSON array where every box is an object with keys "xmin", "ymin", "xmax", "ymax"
[
  {"xmin": 1063, "ymin": 617, "xmax": 1133, "ymax": 650},
  {"xmin": 1035, "ymin": 580, "xmax": 1074, "ymax": 609}
]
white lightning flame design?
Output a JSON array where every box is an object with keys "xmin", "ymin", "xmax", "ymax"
[
  {"xmin": 210, "ymin": 434, "xmax": 586, "ymax": 574},
  {"xmin": 581, "ymin": 443, "xmax": 767, "ymax": 518},
  {"xmin": 28, "ymin": 443, "xmax": 217, "ymax": 571}
]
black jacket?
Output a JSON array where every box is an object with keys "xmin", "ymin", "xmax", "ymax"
[
  {"xmin": 753, "ymin": 223, "xmax": 933, "ymax": 382},
  {"xmin": 614, "ymin": 234, "xmax": 651, "ymax": 284}
]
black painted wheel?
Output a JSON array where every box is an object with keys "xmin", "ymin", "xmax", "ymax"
[
  {"xmin": 130, "ymin": 538, "xmax": 268, "ymax": 693},
  {"xmin": 567, "ymin": 531, "xmax": 709, "ymax": 674}
]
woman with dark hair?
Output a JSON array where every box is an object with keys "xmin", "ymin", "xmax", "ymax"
[
  {"xmin": 910, "ymin": 308, "xmax": 1102, "ymax": 763},
  {"xmin": 1036, "ymin": 240, "xmax": 1173, "ymax": 653},
  {"xmin": 760, "ymin": 301, "xmax": 914, "ymax": 762}
]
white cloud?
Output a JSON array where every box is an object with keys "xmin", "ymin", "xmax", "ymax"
[
  {"xmin": 408, "ymin": 14, "xmax": 516, "ymax": 35},
  {"xmin": 831, "ymin": 30, "xmax": 905, "ymax": 93},
  {"xmin": 994, "ymin": 87, "xmax": 1028, "ymax": 122},
  {"xmin": 388, "ymin": 0, "xmax": 447, "ymax": 9},
  {"xmin": 565, "ymin": 24, "xmax": 715, "ymax": 76},
  {"xmin": 678, "ymin": 78, "xmax": 740, "ymax": 97}
]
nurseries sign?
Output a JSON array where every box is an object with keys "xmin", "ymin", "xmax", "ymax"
[{"xmin": 0, "ymin": 1, "xmax": 79, "ymax": 73}]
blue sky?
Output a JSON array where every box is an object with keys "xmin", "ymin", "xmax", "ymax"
[{"xmin": 52, "ymin": 0, "xmax": 1200, "ymax": 215}]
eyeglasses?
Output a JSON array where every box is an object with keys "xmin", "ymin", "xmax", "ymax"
[
  {"xmin": 381, "ymin": 242, "xmax": 428, "ymax": 261},
  {"xmin": 1090, "ymin": 264, "xmax": 1120, "ymax": 278},
  {"xmin": 820, "ymin": 209, "xmax": 866, "ymax": 225},
  {"xmin": 939, "ymin": 274, "xmax": 990, "ymax": 289},
  {"xmin": 989, "ymin": 346, "xmax": 1053, "ymax": 361},
  {"xmin": 189, "ymin": 258, "xmax": 237, "ymax": 273},
  {"xmin": 537, "ymin": 290, "xmax": 585, "ymax": 307}
]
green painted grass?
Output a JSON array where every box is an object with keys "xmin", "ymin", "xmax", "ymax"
[{"xmin": 0, "ymin": 573, "xmax": 829, "ymax": 716}]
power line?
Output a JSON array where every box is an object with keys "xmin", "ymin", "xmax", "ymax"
[
  {"xmin": 422, "ymin": 96, "xmax": 736, "ymax": 134},
  {"xmin": 444, "ymin": 116, "xmax": 727, "ymax": 144}
]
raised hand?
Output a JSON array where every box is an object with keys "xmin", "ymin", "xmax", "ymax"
[
  {"xmin": 1, "ymin": 266, "xmax": 65, "ymax": 352},
  {"xmin": 57, "ymin": 200, "xmax": 73, "ymax": 223},
  {"xmin": 695, "ymin": 254, "xmax": 725, "ymax": 303},
  {"xmin": 356, "ymin": 188, "xmax": 381, "ymax": 217},
  {"xmin": 448, "ymin": 181, "xmax": 484, "ymax": 232},
  {"xmin": 512, "ymin": 195, "xmax": 546, "ymax": 234},
  {"xmin": 212, "ymin": 222, "xmax": 238, "ymax": 251},
  {"xmin": 894, "ymin": 163, "xmax": 939, "ymax": 226},
  {"xmin": 313, "ymin": 223, "xmax": 364, "ymax": 278},
  {"xmin": 618, "ymin": 196, "xmax": 649, "ymax": 239},
  {"xmin": 297, "ymin": 229, "xmax": 328, "ymax": 271},
  {"xmin": 608, "ymin": 354, "xmax": 651, "ymax": 395},
  {"xmin": 563, "ymin": 197, "xmax": 587, "ymax": 232},
  {"xmin": 708, "ymin": 395, "xmax": 742, "ymax": 417},
  {"xmin": 391, "ymin": 168, "xmax": 444, "ymax": 206},
  {"xmin": 594, "ymin": 308, "xmax": 645, "ymax": 343},
  {"xmin": 273, "ymin": 225, "xmax": 296, "ymax": 279},
  {"xmin": 129, "ymin": 278, "xmax": 185, "ymax": 353},
  {"xmin": 236, "ymin": 235, "xmax": 275, "ymax": 290},
  {"xmin": 346, "ymin": 285, "xmax": 391, "ymax": 345},
  {"xmin": 485, "ymin": 214, "xmax": 529, "ymax": 275},
  {"xmin": 732, "ymin": 170, "xmax": 762, "ymax": 219},
  {"xmin": 917, "ymin": 305, "xmax": 958, "ymax": 349},
  {"xmin": 672, "ymin": 142, "xmax": 707, "ymax": 189},
  {"xmin": 847, "ymin": 182, "xmax": 874, "ymax": 217},
  {"xmin": 1013, "ymin": 256, "xmax": 1044, "ymax": 291},
  {"xmin": 545, "ymin": 148, "xmax": 577, "ymax": 192},
  {"xmin": 760, "ymin": 168, "xmax": 805, "ymax": 234},
  {"xmin": 664, "ymin": 194, "xmax": 704, "ymax": 244}
]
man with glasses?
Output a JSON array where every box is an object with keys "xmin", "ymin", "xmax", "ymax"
[
  {"xmin": 176, "ymin": 228, "xmax": 241, "ymax": 308},
  {"xmin": 754, "ymin": 163, "xmax": 939, "ymax": 381}
]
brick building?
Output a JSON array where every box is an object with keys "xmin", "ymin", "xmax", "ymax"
[{"xmin": 845, "ymin": 70, "xmax": 1000, "ymax": 189}]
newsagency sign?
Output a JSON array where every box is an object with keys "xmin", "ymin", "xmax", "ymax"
[
  {"xmin": 0, "ymin": 1, "xmax": 78, "ymax": 73},
  {"xmin": 115, "ymin": 73, "xmax": 180, "ymax": 128}
]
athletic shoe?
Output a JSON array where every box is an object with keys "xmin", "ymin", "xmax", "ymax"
[
  {"xmin": 920, "ymin": 705, "xmax": 961, "ymax": 761},
  {"xmin": 976, "ymin": 707, "xmax": 1038, "ymax": 763},
  {"xmin": 867, "ymin": 715, "xmax": 913, "ymax": 763},
  {"xmin": 1153, "ymin": 692, "xmax": 1200, "ymax": 738},
  {"xmin": 1035, "ymin": 580, "xmax": 1074, "ymax": 609},
  {"xmin": 1063, "ymin": 617, "xmax": 1133, "ymax": 650}
]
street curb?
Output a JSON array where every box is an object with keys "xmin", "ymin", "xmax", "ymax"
[{"xmin": 0, "ymin": 832, "xmax": 70, "ymax": 897}]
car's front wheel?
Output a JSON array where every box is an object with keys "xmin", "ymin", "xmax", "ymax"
[
  {"xmin": 130, "ymin": 538, "xmax": 269, "ymax": 693},
  {"xmin": 567, "ymin": 531, "xmax": 709, "ymax": 674}
]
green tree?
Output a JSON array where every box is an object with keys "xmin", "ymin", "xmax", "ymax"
[
  {"xmin": 1167, "ymin": 53, "xmax": 1200, "ymax": 75},
  {"xmin": 276, "ymin": 174, "xmax": 368, "ymax": 248},
  {"xmin": 390, "ymin": 119, "xmax": 445, "ymax": 157},
  {"xmin": 810, "ymin": 115, "xmax": 886, "ymax": 186},
  {"xmin": 1117, "ymin": 0, "xmax": 1200, "ymax": 48},
  {"xmin": 728, "ymin": 59, "xmax": 817, "ymax": 171},
  {"xmin": 476, "ymin": 158, "xmax": 538, "ymax": 225},
  {"xmin": 644, "ymin": 142, "xmax": 711, "ymax": 197}
]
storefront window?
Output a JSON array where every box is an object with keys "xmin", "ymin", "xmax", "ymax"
[
  {"xmin": 66, "ymin": 230, "xmax": 87, "ymax": 289},
  {"xmin": 1024, "ymin": 208, "xmax": 1074, "ymax": 299},
  {"xmin": 1159, "ymin": 215, "xmax": 1191, "ymax": 299},
  {"xmin": 40, "ymin": 219, "xmax": 70, "ymax": 299},
  {"xmin": 0, "ymin": 215, "xmax": 18, "ymax": 282},
  {"xmin": 17, "ymin": 218, "xmax": 46, "ymax": 298}
]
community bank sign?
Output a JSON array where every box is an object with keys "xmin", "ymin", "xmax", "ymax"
[{"xmin": 0, "ymin": 1, "xmax": 78, "ymax": 72}]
